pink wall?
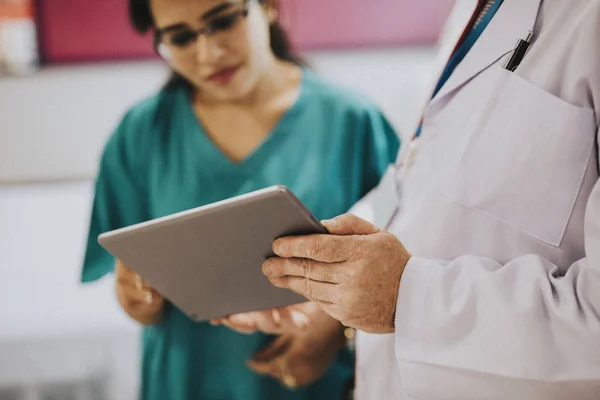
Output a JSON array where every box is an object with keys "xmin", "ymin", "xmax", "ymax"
[
  {"xmin": 37, "ymin": 0, "xmax": 155, "ymax": 62},
  {"xmin": 281, "ymin": 0, "xmax": 454, "ymax": 49},
  {"xmin": 38, "ymin": 0, "xmax": 454, "ymax": 63}
]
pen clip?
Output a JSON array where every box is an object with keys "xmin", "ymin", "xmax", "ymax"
[
  {"xmin": 513, "ymin": 30, "xmax": 534, "ymax": 49},
  {"xmin": 504, "ymin": 30, "xmax": 534, "ymax": 71}
]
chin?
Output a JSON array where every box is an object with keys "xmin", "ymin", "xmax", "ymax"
[{"xmin": 204, "ymin": 81, "xmax": 256, "ymax": 103}]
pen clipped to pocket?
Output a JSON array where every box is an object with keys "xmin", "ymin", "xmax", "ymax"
[{"xmin": 504, "ymin": 30, "xmax": 533, "ymax": 72}]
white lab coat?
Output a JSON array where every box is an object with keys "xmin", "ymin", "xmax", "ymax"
[{"xmin": 353, "ymin": 0, "xmax": 600, "ymax": 398}]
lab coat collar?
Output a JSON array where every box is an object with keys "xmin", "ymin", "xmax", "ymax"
[{"xmin": 431, "ymin": 0, "xmax": 543, "ymax": 104}]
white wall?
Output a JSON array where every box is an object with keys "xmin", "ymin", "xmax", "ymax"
[
  {"xmin": 0, "ymin": 181, "xmax": 140, "ymax": 399},
  {"xmin": 0, "ymin": 62, "xmax": 169, "ymax": 183},
  {"xmin": 0, "ymin": 47, "xmax": 437, "ymax": 183},
  {"xmin": 0, "ymin": 47, "xmax": 438, "ymax": 399}
]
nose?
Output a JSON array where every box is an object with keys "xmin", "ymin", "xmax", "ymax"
[{"xmin": 195, "ymin": 35, "xmax": 225, "ymax": 65}]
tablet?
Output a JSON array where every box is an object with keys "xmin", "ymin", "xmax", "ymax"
[{"xmin": 98, "ymin": 185, "xmax": 326, "ymax": 322}]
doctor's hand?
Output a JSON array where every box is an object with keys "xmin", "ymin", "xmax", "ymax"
[
  {"xmin": 263, "ymin": 214, "xmax": 411, "ymax": 334},
  {"xmin": 247, "ymin": 303, "xmax": 347, "ymax": 389},
  {"xmin": 115, "ymin": 260, "xmax": 165, "ymax": 326}
]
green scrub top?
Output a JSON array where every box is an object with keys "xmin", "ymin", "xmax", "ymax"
[{"xmin": 82, "ymin": 70, "xmax": 400, "ymax": 400}]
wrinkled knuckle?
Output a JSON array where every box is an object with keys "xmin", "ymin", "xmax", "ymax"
[
  {"xmin": 301, "ymin": 258, "xmax": 312, "ymax": 279},
  {"xmin": 271, "ymin": 276, "xmax": 285, "ymax": 288},
  {"xmin": 306, "ymin": 239, "xmax": 322, "ymax": 259},
  {"xmin": 383, "ymin": 231, "xmax": 401, "ymax": 248},
  {"xmin": 332, "ymin": 239, "xmax": 348, "ymax": 260},
  {"xmin": 305, "ymin": 278, "xmax": 313, "ymax": 299}
]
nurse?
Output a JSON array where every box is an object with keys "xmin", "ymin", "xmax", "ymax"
[
  {"xmin": 219, "ymin": 0, "xmax": 600, "ymax": 398},
  {"xmin": 81, "ymin": 0, "xmax": 400, "ymax": 399}
]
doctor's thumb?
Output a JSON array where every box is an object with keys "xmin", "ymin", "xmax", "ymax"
[{"xmin": 321, "ymin": 214, "xmax": 379, "ymax": 236}]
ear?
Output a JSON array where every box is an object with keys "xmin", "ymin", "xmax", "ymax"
[{"xmin": 261, "ymin": 0, "xmax": 279, "ymax": 24}]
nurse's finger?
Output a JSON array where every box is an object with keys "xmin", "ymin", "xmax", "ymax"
[
  {"xmin": 247, "ymin": 358, "xmax": 279, "ymax": 378},
  {"xmin": 254, "ymin": 310, "xmax": 283, "ymax": 333},
  {"xmin": 116, "ymin": 273, "xmax": 152, "ymax": 291},
  {"xmin": 263, "ymin": 257, "xmax": 342, "ymax": 283},
  {"xmin": 248, "ymin": 337, "xmax": 290, "ymax": 378},
  {"xmin": 220, "ymin": 318, "xmax": 258, "ymax": 335},
  {"xmin": 129, "ymin": 300, "xmax": 164, "ymax": 316},
  {"xmin": 229, "ymin": 311, "xmax": 281, "ymax": 334},
  {"xmin": 273, "ymin": 235, "xmax": 353, "ymax": 263},
  {"xmin": 115, "ymin": 259, "xmax": 135, "ymax": 274},
  {"xmin": 321, "ymin": 214, "xmax": 379, "ymax": 236},
  {"xmin": 215, "ymin": 312, "xmax": 257, "ymax": 331},
  {"xmin": 118, "ymin": 284, "xmax": 162, "ymax": 305},
  {"xmin": 115, "ymin": 260, "xmax": 145, "ymax": 284},
  {"xmin": 277, "ymin": 307, "xmax": 310, "ymax": 331},
  {"xmin": 268, "ymin": 276, "xmax": 336, "ymax": 303},
  {"xmin": 253, "ymin": 335, "xmax": 291, "ymax": 362},
  {"xmin": 210, "ymin": 315, "xmax": 240, "ymax": 326},
  {"xmin": 218, "ymin": 306, "xmax": 310, "ymax": 334}
]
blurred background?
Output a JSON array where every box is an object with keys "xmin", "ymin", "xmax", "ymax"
[{"xmin": 0, "ymin": 0, "xmax": 468, "ymax": 398}]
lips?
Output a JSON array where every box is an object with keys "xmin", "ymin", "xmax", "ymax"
[{"xmin": 207, "ymin": 65, "xmax": 240, "ymax": 85}]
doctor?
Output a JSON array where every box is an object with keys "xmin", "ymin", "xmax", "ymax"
[{"xmin": 216, "ymin": 0, "xmax": 600, "ymax": 398}]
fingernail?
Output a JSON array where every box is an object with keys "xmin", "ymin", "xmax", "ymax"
[
  {"xmin": 273, "ymin": 239, "xmax": 285, "ymax": 255},
  {"xmin": 145, "ymin": 291, "xmax": 153, "ymax": 304},
  {"xmin": 262, "ymin": 261, "xmax": 273, "ymax": 276},
  {"xmin": 291, "ymin": 311, "xmax": 309, "ymax": 329},
  {"xmin": 272, "ymin": 309, "xmax": 281, "ymax": 326},
  {"xmin": 322, "ymin": 219, "xmax": 338, "ymax": 228},
  {"xmin": 297, "ymin": 319, "xmax": 309, "ymax": 330}
]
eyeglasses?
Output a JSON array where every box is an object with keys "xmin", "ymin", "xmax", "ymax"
[{"xmin": 154, "ymin": 0, "xmax": 250, "ymax": 58}]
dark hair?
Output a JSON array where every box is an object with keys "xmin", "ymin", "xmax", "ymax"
[{"xmin": 128, "ymin": 0, "xmax": 305, "ymax": 90}]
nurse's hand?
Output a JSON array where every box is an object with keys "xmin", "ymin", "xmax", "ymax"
[
  {"xmin": 247, "ymin": 303, "xmax": 346, "ymax": 388},
  {"xmin": 210, "ymin": 302, "xmax": 314, "ymax": 335},
  {"xmin": 115, "ymin": 260, "xmax": 165, "ymax": 325}
]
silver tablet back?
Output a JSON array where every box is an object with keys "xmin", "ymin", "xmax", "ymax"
[{"xmin": 98, "ymin": 186, "xmax": 326, "ymax": 321}]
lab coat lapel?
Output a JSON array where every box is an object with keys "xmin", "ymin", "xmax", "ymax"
[{"xmin": 431, "ymin": 0, "xmax": 543, "ymax": 105}]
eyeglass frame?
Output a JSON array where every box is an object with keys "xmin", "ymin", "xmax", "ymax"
[{"xmin": 152, "ymin": 0, "xmax": 251, "ymax": 56}]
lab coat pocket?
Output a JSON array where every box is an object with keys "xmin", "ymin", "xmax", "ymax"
[{"xmin": 438, "ymin": 66, "xmax": 596, "ymax": 246}]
